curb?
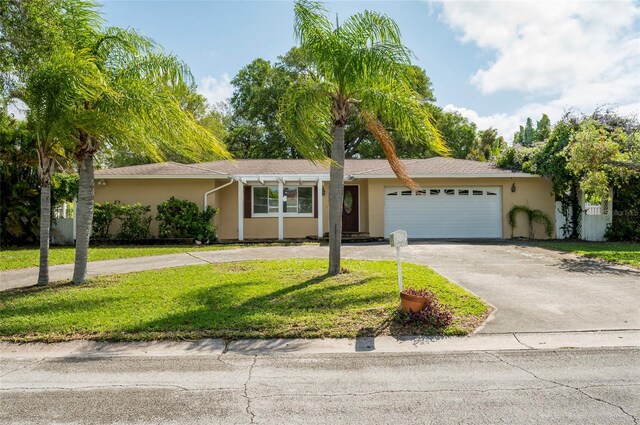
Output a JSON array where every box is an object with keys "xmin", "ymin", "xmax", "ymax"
[{"xmin": 1, "ymin": 330, "xmax": 638, "ymax": 359}]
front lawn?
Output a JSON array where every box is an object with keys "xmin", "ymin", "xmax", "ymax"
[
  {"xmin": 0, "ymin": 259, "xmax": 489, "ymax": 342},
  {"xmin": 537, "ymin": 241, "xmax": 640, "ymax": 268},
  {"xmin": 0, "ymin": 242, "xmax": 316, "ymax": 271}
]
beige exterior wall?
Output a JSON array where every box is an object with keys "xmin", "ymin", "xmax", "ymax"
[
  {"xmin": 95, "ymin": 178, "xmax": 218, "ymax": 236},
  {"xmin": 367, "ymin": 177, "xmax": 555, "ymax": 239},
  {"xmin": 95, "ymin": 175, "xmax": 554, "ymax": 240}
]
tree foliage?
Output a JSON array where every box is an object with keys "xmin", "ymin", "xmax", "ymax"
[
  {"xmin": 279, "ymin": 0, "xmax": 444, "ymax": 274},
  {"xmin": 499, "ymin": 110, "xmax": 639, "ymax": 240},
  {"xmin": 564, "ymin": 117, "xmax": 639, "ymax": 201},
  {"xmin": 225, "ymin": 45, "xmax": 451, "ymax": 160},
  {"xmin": 466, "ymin": 127, "xmax": 505, "ymax": 162}
]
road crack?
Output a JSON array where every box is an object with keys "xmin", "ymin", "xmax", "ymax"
[
  {"xmin": 512, "ymin": 333, "xmax": 535, "ymax": 349},
  {"xmin": 184, "ymin": 252, "xmax": 214, "ymax": 264},
  {"xmin": 242, "ymin": 356, "xmax": 257, "ymax": 424},
  {"xmin": 488, "ymin": 352, "xmax": 638, "ymax": 425},
  {"xmin": 0, "ymin": 358, "xmax": 44, "ymax": 379}
]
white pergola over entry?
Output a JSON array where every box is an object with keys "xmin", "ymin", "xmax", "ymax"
[{"xmin": 234, "ymin": 175, "xmax": 326, "ymax": 241}]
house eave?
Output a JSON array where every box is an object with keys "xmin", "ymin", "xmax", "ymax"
[
  {"xmin": 94, "ymin": 172, "xmax": 539, "ymax": 180},
  {"xmin": 94, "ymin": 174, "xmax": 229, "ymax": 179}
]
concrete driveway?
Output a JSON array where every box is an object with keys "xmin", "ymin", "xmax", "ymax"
[
  {"xmin": 2, "ymin": 242, "xmax": 638, "ymax": 334},
  {"xmin": 390, "ymin": 242, "xmax": 640, "ymax": 334}
]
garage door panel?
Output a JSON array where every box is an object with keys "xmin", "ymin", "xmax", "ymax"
[{"xmin": 384, "ymin": 187, "xmax": 502, "ymax": 239}]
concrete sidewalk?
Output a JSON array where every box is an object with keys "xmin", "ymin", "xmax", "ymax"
[{"xmin": 1, "ymin": 330, "xmax": 638, "ymax": 358}]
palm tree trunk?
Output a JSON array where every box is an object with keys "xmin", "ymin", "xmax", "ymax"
[
  {"xmin": 73, "ymin": 152, "xmax": 95, "ymax": 284},
  {"xmin": 328, "ymin": 125, "xmax": 345, "ymax": 275},
  {"xmin": 37, "ymin": 183, "xmax": 51, "ymax": 286}
]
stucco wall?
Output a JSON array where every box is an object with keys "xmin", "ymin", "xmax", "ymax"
[
  {"xmin": 366, "ymin": 177, "xmax": 556, "ymax": 239},
  {"xmin": 94, "ymin": 178, "xmax": 218, "ymax": 236},
  {"xmin": 95, "ymin": 175, "xmax": 554, "ymax": 240}
]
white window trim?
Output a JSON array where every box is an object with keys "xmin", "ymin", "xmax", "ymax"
[{"xmin": 251, "ymin": 185, "xmax": 315, "ymax": 218}]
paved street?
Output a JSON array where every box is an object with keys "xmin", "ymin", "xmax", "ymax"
[
  {"xmin": 2, "ymin": 242, "xmax": 639, "ymax": 333},
  {"xmin": 1, "ymin": 347, "xmax": 638, "ymax": 424}
]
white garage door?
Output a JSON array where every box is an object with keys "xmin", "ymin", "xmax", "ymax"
[{"xmin": 384, "ymin": 187, "xmax": 502, "ymax": 239}]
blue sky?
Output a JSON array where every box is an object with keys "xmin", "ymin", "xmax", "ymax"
[{"xmin": 99, "ymin": 0, "xmax": 640, "ymax": 140}]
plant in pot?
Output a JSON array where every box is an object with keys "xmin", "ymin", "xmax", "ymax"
[
  {"xmin": 400, "ymin": 288, "xmax": 431, "ymax": 313},
  {"xmin": 399, "ymin": 288, "xmax": 453, "ymax": 328}
]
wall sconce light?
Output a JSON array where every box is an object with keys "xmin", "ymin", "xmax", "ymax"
[
  {"xmin": 322, "ymin": 187, "xmax": 326, "ymax": 196},
  {"xmin": 97, "ymin": 179, "xmax": 107, "ymax": 186},
  {"xmin": 511, "ymin": 183, "xmax": 516, "ymax": 193}
]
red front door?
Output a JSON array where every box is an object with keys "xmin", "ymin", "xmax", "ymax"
[{"xmin": 342, "ymin": 186, "xmax": 359, "ymax": 233}]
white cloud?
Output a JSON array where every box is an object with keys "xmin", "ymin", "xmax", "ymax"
[
  {"xmin": 444, "ymin": 102, "xmax": 563, "ymax": 140},
  {"xmin": 197, "ymin": 73, "xmax": 233, "ymax": 106},
  {"xmin": 7, "ymin": 99, "xmax": 27, "ymax": 121},
  {"xmin": 438, "ymin": 0, "xmax": 640, "ymax": 141}
]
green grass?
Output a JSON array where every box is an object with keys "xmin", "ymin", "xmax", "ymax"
[
  {"xmin": 537, "ymin": 241, "xmax": 640, "ymax": 268},
  {"xmin": 0, "ymin": 243, "xmax": 316, "ymax": 271},
  {"xmin": 0, "ymin": 259, "xmax": 489, "ymax": 342}
]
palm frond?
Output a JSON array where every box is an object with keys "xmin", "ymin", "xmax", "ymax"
[
  {"xmin": 362, "ymin": 112, "xmax": 417, "ymax": 190},
  {"xmin": 358, "ymin": 78, "xmax": 447, "ymax": 156},
  {"xmin": 278, "ymin": 77, "xmax": 333, "ymax": 161}
]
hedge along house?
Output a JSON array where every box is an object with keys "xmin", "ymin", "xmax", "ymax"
[{"xmin": 94, "ymin": 157, "xmax": 556, "ymax": 241}]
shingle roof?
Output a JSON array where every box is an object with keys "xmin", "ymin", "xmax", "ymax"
[{"xmin": 96, "ymin": 157, "xmax": 532, "ymax": 178}]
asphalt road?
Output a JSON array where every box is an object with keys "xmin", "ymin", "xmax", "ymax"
[{"xmin": 2, "ymin": 347, "xmax": 638, "ymax": 424}]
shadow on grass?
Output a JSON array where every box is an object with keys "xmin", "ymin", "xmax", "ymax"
[
  {"xmin": 127, "ymin": 273, "xmax": 388, "ymax": 338},
  {"xmin": 0, "ymin": 262, "xmax": 481, "ymax": 341},
  {"xmin": 555, "ymin": 256, "xmax": 640, "ymax": 276}
]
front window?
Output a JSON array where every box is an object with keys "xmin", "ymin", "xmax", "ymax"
[{"xmin": 252, "ymin": 186, "xmax": 313, "ymax": 216}]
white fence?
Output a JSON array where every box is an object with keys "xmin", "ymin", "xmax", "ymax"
[
  {"xmin": 555, "ymin": 192, "xmax": 612, "ymax": 241},
  {"xmin": 51, "ymin": 218, "xmax": 75, "ymax": 245}
]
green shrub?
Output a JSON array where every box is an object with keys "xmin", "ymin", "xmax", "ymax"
[
  {"xmin": 92, "ymin": 201, "xmax": 151, "ymax": 240},
  {"xmin": 117, "ymin": 203, "xmax": 152, "ymax": 240},
  {"xmin": 156, "ymin": 196, "xmax": 218, "ymax": 243},
  {"xmin": 92, "ymin": 201, "xmax": 121, "ymax": 239}
]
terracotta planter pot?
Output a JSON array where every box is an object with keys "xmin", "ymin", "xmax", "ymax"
[{"xmin": 400, "ymin": 292, "xmax": 427, "ymax": 313}]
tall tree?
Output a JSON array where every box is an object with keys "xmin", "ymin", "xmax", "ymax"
[
  {"xmin": 4, "ymin": 0, "xmax": 231, "ymax": 284},
  {"xmin": 1, "ymin": 0, "xmax": 106, "ymax": 284},
  {"xmin": 228, "ymin": 51, "xmax": 303, "ymax": 159},
  {"xmin": 22, "ymin": 47, "xmax": 103, "ymax": 285},
  {"xmin": 535, "ymin": 114, "xmax": 551, "ymax": 142},
  {"xmin": 279, "ymin": 0, "xmax": 445, "ymax": 274},
  {"xmin": 522, "ymin": 117, "xmax": 536, "ymax": 147},
  {"xmin": 467, "ymin": 128, "xmax": 504, "ymax": 162},
  {"xmin": 70, "ymin": 27, "xmax": 230, "ymax": 284}
]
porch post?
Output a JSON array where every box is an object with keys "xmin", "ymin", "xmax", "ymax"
[
  {"xmin": 317, "ymin": 179, "xmax": 323, "ymax": 239},
  {"xmin": 278, "ymin": 180, "xmax": 284, "ymax": 240},
  {"xmin": 237, "ymin": 180, "xmax": 244, "ymax": 241}
]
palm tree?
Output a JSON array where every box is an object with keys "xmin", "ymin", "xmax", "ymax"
[
  {"xmin": 70, "ymin": 26, "xmax": 230, "ymax": 284},
  {"xmin": 279, "ymin": 0, "xmax": 446, "ymax": 274},
  {"xmin": 21, "ymin": 47, "xmax": 106, "ymax": 285}
]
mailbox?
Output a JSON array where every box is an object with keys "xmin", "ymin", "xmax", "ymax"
[
  {"xmin": 389, "ymin": 230, "xmax": 408, "ymax": 292},
  {"xmin": 389, "ymin": 230, "xmax": 408, "ymax": 247}
]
